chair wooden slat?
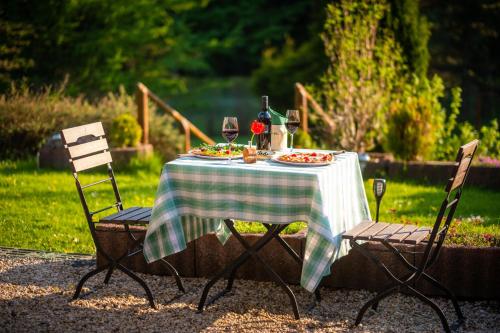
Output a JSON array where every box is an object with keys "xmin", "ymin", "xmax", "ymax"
[
  {"xmin": 114, "ymin": 207, "xmax": 151, "ymax": 221},
  {"xmin": 460, "ymin": 139, "xmax": 479, "ymax": 158},
  {"xmin": 124, "ymin": 209, "xmax": 152, "ymax": 222},
  {"xmin": 62, "ymin": 122, "xmax": 105, "ymax": 145},
  {"xmin": 354, "ymin": 223, "xmax": 390, "ymax": 240},
  {"xmin": 72, "ymin": 151, "xmax": 112, "ymax": 172},
  {"xmin": 386, "ymin": 225, "xmax": 418, "ymax": 243},
  {"xmin": 343, "ymin": 220, "xmax": 374, "ymax": 240},
  {"xmin": 102, "ymin": 219, "xmax": 149, "ymax": 225},
  {"xmin": 68, "ymin": 138, "xmax": 109, "ymax": 158},
  {"xmin": 139, "ymin": 214, "xmax": 154, "ymax": 222},
  {"xmin": 446, "ymin": 139, "xmax": 479, "ymax": 192},
  {"xmin": 447, "ymin": 156, "xmax": 472, "ymax": 192},
  {"xmin": 403, "ymin": 227, "xmax": 431, "ymax": 244},
  {"xmin": 371, "ymin": 223, "xmax": 405, "ymax": 241},
  {"xmin": 101, "ymin": 207, "xmax": 141, "ymax": 221}
]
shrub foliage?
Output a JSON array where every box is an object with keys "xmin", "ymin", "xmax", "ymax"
[
  {"xmin": 0, "ymin": 84, "xmax": 184, "ymax": 161},
  {"xmin": 110, "ymin": 114, "xmax": 142, "ymax": 148}
]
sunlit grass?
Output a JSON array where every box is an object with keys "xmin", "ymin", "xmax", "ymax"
[{"xmin": 0, "ymin": 159, "xmax": 498, "ymax": 254}]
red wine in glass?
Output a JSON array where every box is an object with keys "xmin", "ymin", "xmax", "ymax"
[
  {"xmin": 286, "ymin": 110, "xmax": 300, "ymax": 152},
  {"xmin": 285, "ymin": 121, "xmax": 300, "ymax": 135},
  {"xmin": 222, "ymin": 129, "xmax": 239, "ymax": 143},
  {"xmin": 222, "ymin": 117, "xmax": 239, "ymax": 164}
]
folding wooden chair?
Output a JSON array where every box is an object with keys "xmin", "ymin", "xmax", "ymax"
[
  {"xmin": 343, "ymin": 140, "xmax": 479, "ymax": 332},
  {"xmin": 61, "ymin": 122, "xmax": 185, "ymax": 308}
]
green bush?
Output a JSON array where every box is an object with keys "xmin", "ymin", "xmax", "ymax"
[
  {"xmin": 110, "ymin": 114, "xmax": 142, "ymax": 148},
  {"xmin": 384, "ymin": 75, "xmax": 446, "ymax": 160},
  {"xmin": 0, "ymin": 84, "xmax": 184, "ymax": 160},
  {"xmin": 479, "ymin": 119, "xmax": 500, "ymax": 159},
  {"xmin": 434, "ymin": 87, "xmax": 499, "ymax": 161},
  {"xmin": 149, "ymin": 112, "xmax": 185, "ymax": 162},
  {"xmin": 292, "ymin": 129, "xmax": 318, "ymax": 149}
]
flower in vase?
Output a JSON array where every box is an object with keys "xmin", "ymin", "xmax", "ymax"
[{"xmin": 250, "ymin": 120, "xmax": 265, "ymax": 147}]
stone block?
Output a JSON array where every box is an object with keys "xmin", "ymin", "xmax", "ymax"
[
  {"xmin": 95, "ymin": 223, "xmax": 195, "ymax": 277},
  {"xmin": 321, "ymin": 241, "xmax": 415, "ymax": 292},
  {"xmin": 415, "ymin": 245, "xmax": 500, "ymax": 299}
]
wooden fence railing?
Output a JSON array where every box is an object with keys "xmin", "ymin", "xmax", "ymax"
[
  {"xmin": 294, "ymin": 82, "xmax": 335, "ymax": 133},
  {"xmin": 136, "ymin": 82, "xmax": 215, "ymax": 152}
]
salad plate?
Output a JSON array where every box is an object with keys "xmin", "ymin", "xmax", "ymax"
[{"xmin": 187, "ymin": 144, "xmax": 244, "ymax": 160}]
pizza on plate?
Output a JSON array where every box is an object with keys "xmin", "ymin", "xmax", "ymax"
[{"xmin": 277, "ymin": 152, "xmax": 333, "ymax": 164}]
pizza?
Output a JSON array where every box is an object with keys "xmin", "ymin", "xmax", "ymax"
[{"xmin": 277, "ymin": 152, "xmax": 333, "ymax": 164}]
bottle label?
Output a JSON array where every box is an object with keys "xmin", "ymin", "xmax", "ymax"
[{"xmin": 271, "ymin": 125, "xmax": 287, "ymax": 151}]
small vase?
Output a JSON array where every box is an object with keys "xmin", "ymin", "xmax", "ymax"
[{"xmin": 243, "ymin": 141, "xmax": 257, "ymax": 163}]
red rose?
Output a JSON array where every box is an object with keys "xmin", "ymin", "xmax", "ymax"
[{"xmin": 251, "ymin": 120, "xmax": 265, "ymax": 135}]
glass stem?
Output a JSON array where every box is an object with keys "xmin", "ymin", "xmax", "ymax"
[
  {"xmin": 227, "ymin": 143, "xmax": 231, "ymax": 165},
  {"xmin": 290, "ymin": 134, "xmax": 294, "ymax": 152}
]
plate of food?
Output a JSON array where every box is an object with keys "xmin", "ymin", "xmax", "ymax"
[
  {"xmin": 271, "ymin": 152, "xmax": 334, "ymax": 166},
  {"xmin": 188, "ymin": 144, "xmax": 244, "ymax": 160}
]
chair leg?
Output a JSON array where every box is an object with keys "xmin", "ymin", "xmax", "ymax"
[
  {"xmin": 406, "ymin": 285, "xmax": 451, "ymax": 333},
  {"xmin": 372, "ymin": 272, "xmax": 414, "ymax": 311},
  {"xmin": 159, "ymin": 258, "xmax": 186, "ymax": 293},
  {"xmin": 422, "ymin": 272, "xmax": 465, "ymax": 321},
  {"xmin": 103, "ymin": 264, "xmax": 115, "ymax": 284},
  {"xmin": 116, "ymin": 263, "xmax": 156, "ymax": 309},
  {"xmin": 73, "ymin": 264, "xmax": 109, "ymax": 300},
  {"xmin": 355, "ymin": 285, "xmax": 399, "ymax": 326}
]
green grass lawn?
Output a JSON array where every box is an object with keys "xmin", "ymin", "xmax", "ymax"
[{"xmin": 0, "ymin": 159, "xmax": 498, "ymax": 254}]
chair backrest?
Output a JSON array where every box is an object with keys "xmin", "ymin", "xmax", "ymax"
[
  {"xmin": 420, "ymin": 139, "xmax": 479, "ymax": 271},
  {"xmin": 61, "ymin": 122, "xmax": 123, "ymax": 224},
  {"xmin": 61, "ymin": 122, "xmax": 112, "ymax": 173}
]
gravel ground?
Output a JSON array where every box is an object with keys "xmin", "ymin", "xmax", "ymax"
[{"xmin": 0, "ymin": 254, "xmax": 498, "ymax": 333}]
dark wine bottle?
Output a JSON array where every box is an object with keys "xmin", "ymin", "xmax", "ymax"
[{"xmin": 257, "ymin": 96, "xmax": 272, "ymax": 150}]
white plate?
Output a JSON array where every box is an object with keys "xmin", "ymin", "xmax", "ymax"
[
  {"xmin": 188, "ymin": 150, "xmax": 243, "ymax": 160},
  {"xmin": 270, "ymin": 155, "xmax": 333, "ymax": 167}
]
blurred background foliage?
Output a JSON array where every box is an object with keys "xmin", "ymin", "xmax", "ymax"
[{"xmin": 0, "ymin": 0, "xmax": 499, "ymax": 160}]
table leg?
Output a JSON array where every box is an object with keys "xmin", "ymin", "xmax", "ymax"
[
  {"xmin": 198, "ymin": 220, "xmax": 301, "ymax": 319},
  {"xmin": 263, "ymin": 224, "xmax": 321, "ymax": 302},
  {"xmin": 197, "ymin": 222, "xmax": 282, "ymax": 311},
  {"xmin": 225, "ymin": 221, "xmax": 287, "ymax": 292}
]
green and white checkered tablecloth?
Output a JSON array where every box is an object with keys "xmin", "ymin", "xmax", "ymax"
[{"xmin": 143, "ymin": 151, "xmax": 370, "ymax": 292}]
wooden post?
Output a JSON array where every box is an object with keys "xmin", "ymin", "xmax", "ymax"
[
  {"xmin": 295, "ymin": 83, "xmax": 308, "ymax": 132},
  {"xmin": 136, "ymin": 82, "xmax": 149, "ymax": 145},
  {"xmin": 181, "ymin": 118, "xmax": 191, "ymax": 152}
]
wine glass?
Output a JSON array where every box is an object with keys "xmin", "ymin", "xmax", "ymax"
[
  {"xmin": 222, "ymin": 117, "xmax": 239, "ymax": 164},
  {"xmin": 285, "ymin": 110, "xmax": 300, "ymax": 152}
]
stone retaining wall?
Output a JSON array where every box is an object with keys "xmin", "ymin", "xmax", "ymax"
[
  {"xmin": 363, "ymin": 160, "xmax": 500, "ymax": 190},
  {"xmin": 96, "ymin": 224, "xmax": 500, "ymax": 300}
]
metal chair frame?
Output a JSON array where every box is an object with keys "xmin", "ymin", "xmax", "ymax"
[
  {"xmin": 347, "ymin": 140, "xmax": 479, "ymax": 332},
  {"xmin": 61, "ymin": 122, "xmax": 185, "ymax": 309},
  {"xmin": 197, "ymin": 219, "xmax": 321, "ymax": 319}
]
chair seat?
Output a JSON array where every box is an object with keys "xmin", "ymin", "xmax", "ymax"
[
  {"xmin": 343, "ymin": 220, "xmax": 431, "ymax": 244},
  {"xmin": 99, "ymin": 206, "xmax": 152, "ymax": 224}
]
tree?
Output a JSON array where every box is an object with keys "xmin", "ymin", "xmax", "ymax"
[
  {"xmin": 0, "ymin": 0, "xmax": 197, "ymax": 95},
  {"xmin": 385, "ymin": 0, "xmax": 430, "ymax": 78},
  {"xmin": 312, "ymin": 0, "xmax": 403, "ymax": 152}
]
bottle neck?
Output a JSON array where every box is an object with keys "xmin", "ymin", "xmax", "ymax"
[{"xmin": 261, "ymin": 96, "xmax": 269, "ymax": 111}]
